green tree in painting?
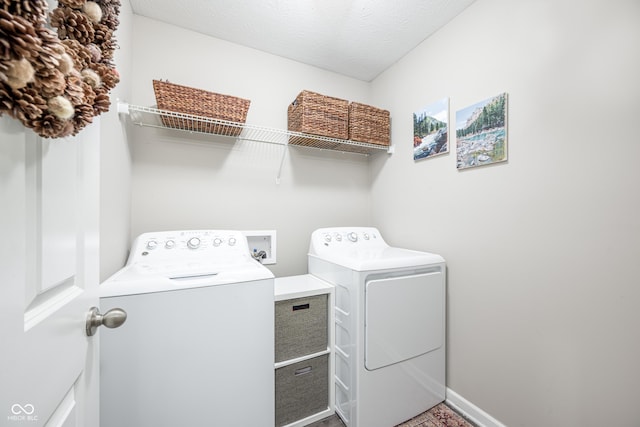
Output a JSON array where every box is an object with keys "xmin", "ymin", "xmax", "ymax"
[
  {"xmin": 413, "ymin": 112, "xmax": 445, "ymax": 138},
  {"xmin": 456, "ymin": 93, "xmax": 506, "ymax": 138}
]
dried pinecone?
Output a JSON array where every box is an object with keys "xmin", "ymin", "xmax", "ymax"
[
  {"xmin": 50, "ymin": 6, "xmax": 95, "ymax": 45},
  {"xmin": 30, "ymin": 112, "xmax": 73, "ymax": 138},
  {"xmin": 36, "ymin": 28, "xmax": 67, "ymax": 69},
  {"xmin": 62, "ymin": 39, "xmax": 91, "ymax": 70},
  {"xmin": 64, "ymin": 72, "xmax": 85, "ymax": 104},
  {"xmin": 35, "ymin": 67, "xmax": 66, "ymax": 98},
  {"xmin": 100, "ymin": 13, "xmax": 118, "ymax": 32},
  {"xmin": 93, "ymin": 62, "xmax": 118, "ymax": 89},
  {"xmin": 98, "ymin": 38, "xmax": 117, "ymax": 61},
  {"xmin": 9, "ymin": 86, "xmax": 48, "ymax": 123},
  {"xmin": 92, "ymin": 89, "xmax": 110, "ymax": 114},
  {"xmin": 1, "ymin": 0, "xmax": 48, "ymax": 23},
  {"xmin": 33, "ymin": 43, "xmax": 63, "ymax": 76},
  {"xmin": 72, "ymin": 102, "xmax": 93, "ymax": 130},
  {"xmin": 0, "ymin": 80, "xmax": 15, "ymax": 113},
  {"xmin": 99, "ymin": 0, "xmax": 121, "ymax": 19},
  {"xmin": 92, "ymin": 22, "xmax": 111, "ymax": 47},
  {"xmin": 74, "ymin": 42, "xmax": 93, "ymax": 69},
  {"xmin": 58, "ymin": 0, "xmax": 86, "ymax": 10},
  {"xmin": 60, "ymin": 119, "xmax": 75, "ymax": 137},
  {"xmin": 80, "ymin": 79, "xmax": 96, "ymax": 105},
  {"xmin": 0, "ymin": 9, "xmax": 41, "ymax": 61}
]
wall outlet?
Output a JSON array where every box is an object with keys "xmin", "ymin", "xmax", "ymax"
[{"xmin": 242, "ymin": 230, "xmax": 276, "ymax": 265}]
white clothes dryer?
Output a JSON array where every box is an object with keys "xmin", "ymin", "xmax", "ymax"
[
  {"xmin": 100, "ymin": 230, "xmax": 275, "ymax": 427},
  {"xmin": 308, "ymin": 227, "xmax": 446, "ymax": 427}
]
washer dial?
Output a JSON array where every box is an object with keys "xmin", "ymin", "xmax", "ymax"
[{"xmin": 187, "ymin": 237, "xmax": 201, "ymax": 249}]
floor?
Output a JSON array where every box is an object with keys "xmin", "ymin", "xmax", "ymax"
[{"xmin": 306, "ymin": 403, "xmax": 476, "ymax": 427}]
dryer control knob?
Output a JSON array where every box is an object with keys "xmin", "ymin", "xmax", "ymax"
[
  {"xmin": 348, "ymin": 232, "xmax": 358, "ymax": 242},
  {"xmin": 324, "ymin": 234, "xmax": 332, "ymax": 243},
  {"xmin": 228, "ymin": 237, "xmax": 237, "ymax": 246},
  {"xmin": 363, "ymin": 233, "xmax": 370, "ymax": 240},
  {"xmin": 187, "ymin": 237, "xmax": 201, "ymax": 249},
  {"xmin": 165, "ymin": 240, "xmax": 176, "ymax": 249},
  {"xmin": 146, "ymin": 240, "xmax": 158, "ymax": 250},
  {"xmin": 335, "ymin": 233, "xmax": 342, "ymax": 242},
  {"xmin": 213, "ymin": 238, "xmax": 223, "ymax": 247}
]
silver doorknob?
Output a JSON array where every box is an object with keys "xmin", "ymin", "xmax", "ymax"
[{"xmin": 85, "ymin": 307, "xmax": 127, "ymax": 337}]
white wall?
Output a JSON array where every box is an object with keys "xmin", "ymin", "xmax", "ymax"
[
  {"xmin": 99, "ymin": 0, "xmax": 134, "ymax": 281},
  {"xmin": 105, "ymin": 2, "xmax": 640, "ymax": 425},
  {"xmin": 129, "ymin": 16, "xmax": 375, "ymax": 277},
  {"xmin": 370, "ymin": 1, "xmax": 640, "ymax": 426}
]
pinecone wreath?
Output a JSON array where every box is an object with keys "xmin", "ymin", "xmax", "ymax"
[{"xmin": 0, "ymin": 0, "xmax": 121, "ymax": 138}]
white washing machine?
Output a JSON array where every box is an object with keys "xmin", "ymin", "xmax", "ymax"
[
  {"xmin": 100, "ymin": 230, "xmax": 275, "ymax": 427},
  {"xmin": 308, "ymin": 227, "xmax": 446, "ymax": 427}
]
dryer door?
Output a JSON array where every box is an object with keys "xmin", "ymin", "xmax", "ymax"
[{"xmin": 365, "ymin": 271, "xmax": 444, "ymax": 370}]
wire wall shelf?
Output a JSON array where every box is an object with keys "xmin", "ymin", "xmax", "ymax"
[{"xmin": 118, "ymin": 103, "xmax": 393, "ymax": 156}]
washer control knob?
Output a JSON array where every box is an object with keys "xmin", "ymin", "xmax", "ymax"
[
  {"xmin": 228, "ymin": 237, "xmax": 237, "ymax": 246},
  {"xmin": 213, "ymin": 238, "xmax": 223, "ymax": 247},
  {"xmin": 146, "ymin": 240, "xmax": 158, "ymax": 250},
  {"xmin": 348, "ymin": 232, "xmax": 358, "ymax": 242},
  {"xmin": 363, "ymin": 233, "xmax": 370, "ymax": 240},
  {"xmin": 335, "ymin": 233, "xmax": 342, "ymax": 242},
  {"xmin": 324, "ymin": 234, "xmax": 332, "ymax": 243},
  {"xmin": 187, "ymin": 237, "xmax": 201, "ymax": 249},
  {"xmin": 165, "ymin": 240, "xmax": 175, "ymax": 249}
]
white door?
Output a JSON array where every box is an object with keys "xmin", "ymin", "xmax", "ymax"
[{"xmin": 0, "ymin": 116, "xmax": 101, "ymax": 427}]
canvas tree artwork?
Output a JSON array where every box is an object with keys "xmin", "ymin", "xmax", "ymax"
[
  {"xmin": 413, "ymin": 98, "xmax": 449, "ymax": 161},
  {"xmin": 455, "ymin": 92, "xmax": 508, "ymax": 169}
]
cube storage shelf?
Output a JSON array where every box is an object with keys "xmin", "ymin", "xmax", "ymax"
[
  {"xmin": 118, "ymin": 102, "xmax": 393, "ymax": 155},
  {"xmin": 274, "ymin": 275, "xmax": 335, "ymax": 427}
]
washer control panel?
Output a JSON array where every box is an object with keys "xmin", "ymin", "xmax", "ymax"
[
  {"xmin": 315, "ymin": 228, "xmax": 380, "ymax": 245},
  {"xmin": 127, "ymin": 230, "xmax": 249, "ymax": 265},
  {"xmin": 310, "ymin": 227, "xmax": 387, "ymax": 254}
]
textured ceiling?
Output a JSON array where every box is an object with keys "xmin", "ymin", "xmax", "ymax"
[{"xmin": 129, "ymin": 0, "xmax": 477, "ymax": 82}]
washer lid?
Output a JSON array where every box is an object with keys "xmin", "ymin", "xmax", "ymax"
[
  {"xmin": 100, "ymin": 261, "xmax": 274, "ymax": 297},
  {"xmin": 308, "ymin": 227, "xmax": 444, "ymax": 271}
]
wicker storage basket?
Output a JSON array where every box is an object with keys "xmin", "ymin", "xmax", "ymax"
[
  {"xmin": 152, "ymin": 80, "xmax": 250, "ymax": 136},
  {"xmin": 287, "ymin": 90, "xmax": 349, "ymax": 144},
  {"xmin": 348, "ymin": 102, "xmax": 390, "ymax": 146}
]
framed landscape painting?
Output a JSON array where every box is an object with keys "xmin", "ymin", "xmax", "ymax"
[
  {"xmin": 413, "ymin": 98, "xmax": 449, "ymax": 161},
  {"xmin": 456, "ymin": 92, "xmax": 508, "ymax": 169}
]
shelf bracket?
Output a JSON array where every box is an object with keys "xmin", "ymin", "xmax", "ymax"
[
  {"xmin": 116, "ymin": 100, "xmax": 129, "ymax": 115},
  {"xmin": 276, "ymin": 144, "xmax": 288, "ymax": 184}
]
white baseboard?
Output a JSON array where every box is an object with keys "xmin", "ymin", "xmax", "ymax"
[{"xmin": 445, "ymin": 388, "xmax": 507, "ymax": 427}]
